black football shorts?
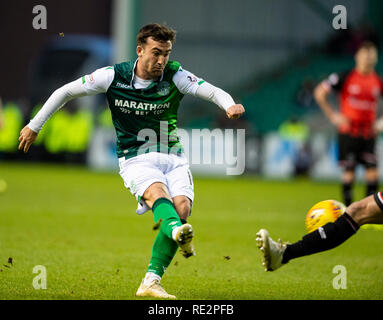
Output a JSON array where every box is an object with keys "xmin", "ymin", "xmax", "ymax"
[{"xmin": 338, "ymin": 134, "xmax": 377, "ymax": 170}]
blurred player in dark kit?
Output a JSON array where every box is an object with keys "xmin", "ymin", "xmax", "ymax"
[{"xmin": 314, "ymin": 41, "xmax": 383, "ymax": 206}]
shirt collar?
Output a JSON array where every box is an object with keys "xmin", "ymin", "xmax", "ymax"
[{"xmin": 130, "ymin": 58, "xmax": 164, "ymax": 87}]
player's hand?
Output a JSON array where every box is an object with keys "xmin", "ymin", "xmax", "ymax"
[
  {"xmin": 18, "ymin": 125, "xmax": 38, "ymax": 153},
  {"xmin": 226, "ymin": 104, "xmax": 245, "ymax": 119},
  {"xmin": 330, "ymin": 112, "xmax": 349, "ymax": 128}
]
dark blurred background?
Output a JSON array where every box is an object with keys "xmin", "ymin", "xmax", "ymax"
[{"xmin": 1, "ymin": 0, "xmax": 383, "ymax": 178}]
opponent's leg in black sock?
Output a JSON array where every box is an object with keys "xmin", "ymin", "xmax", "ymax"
[
  {"xmin": 366, "ymin": 181, "xmax": 378, "ymax": 197},
  {"xmin": 342, "ymin": 183, "xmax": 353, "ymax": 207},
  {"xmin": 282, "ymin": 213, "xmax": 359, "ymax": 264}
]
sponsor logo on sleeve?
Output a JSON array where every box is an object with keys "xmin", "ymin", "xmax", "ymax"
[{"xmin": 187, "ymin": 75, "xmax": 198, "ymax": 83}]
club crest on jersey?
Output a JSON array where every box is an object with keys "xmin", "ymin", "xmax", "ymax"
[{"xmin": 157, "ymin": 81, "xmax": 170, "ymax": 96}]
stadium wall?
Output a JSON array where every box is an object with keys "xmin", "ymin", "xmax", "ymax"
[{"xmin": 139, "ymin": 0, "xmax": 366, "ymax": 88}]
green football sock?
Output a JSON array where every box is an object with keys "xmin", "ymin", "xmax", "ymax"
[
  {"xmin": 147, "ymin": 198, "xmax": 182, "ymax": 277},
  {"xmin": 147, "ymin": 231, "xmax": 179, "ymax": 277},
  {"xmin": 152, "ymin": 198, "xmax": 182, "ymax": 239}
]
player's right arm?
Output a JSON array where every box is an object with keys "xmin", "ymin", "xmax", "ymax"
[
  {"xmin": 172, "ymin": 67, "xmax": 245, "ymax": 119},
  {"xmin": 314, "ymin": 72, "xmax": 349, "ymax": 127},
  {"xmin": 18, "ymin": 67, "xmax": 114, "ymax": 153}
]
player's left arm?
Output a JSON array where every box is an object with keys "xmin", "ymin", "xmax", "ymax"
[
  {"xmin": 173, "ymin": 68, "xmax": 245, "ymax": 119},
  {"xmin": 195, "ymin": 82, "xmax": 245, "ymax": 119}
]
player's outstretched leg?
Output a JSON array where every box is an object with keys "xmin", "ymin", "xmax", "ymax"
[
  {"xmin": 256, "ymin": 193, "xmax": 383, "ymax": 271},
  {"xmin": 136, "ymin": 197, "xmax": 194, "ymax": 298},
  {"xmin": 172, "ymin": 196, "xmax": 195, "ymax": 258},
  {"xmin": 256, "ymin": 229, "xmax": 287, "ymax": 271},
  {"xmin": 174, "ymin": 223, "xmax": 195, "ymax": 258},
  {"xmin": 150, "ymin": 197, "xmax": 195, "ymax": 258},
  {"xmin": 137, "ymin": 231, "xmax": 179, "ymax": 298}
]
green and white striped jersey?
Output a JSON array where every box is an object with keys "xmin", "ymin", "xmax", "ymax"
[{"xmin": 105, "ymin": 60, "xmax": 203, "ymax": 158}]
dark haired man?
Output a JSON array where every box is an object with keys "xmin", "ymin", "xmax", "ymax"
[
  {"xmin": 314, "ymin": 41, "xmax": 383, "ymax": 206},
  {"xmin": 18, "ymin": 23, "xmax": 245, "ymax": 299}
]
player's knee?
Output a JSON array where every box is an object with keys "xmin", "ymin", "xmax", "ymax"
[
  {"xmin": 144, "ymin": 183, "xmax": 171, "ymax": 204},
  {"xmin": 365, "ymin": 168, "xmax": 378, "ymax": 182},
  {"xmin": 342, "ymin": 170, "xmax": 355, "ymax": 184}
]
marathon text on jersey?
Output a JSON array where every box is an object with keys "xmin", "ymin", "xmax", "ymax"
[{"xmin": 114, "ymin": 99, "xmax": 171, "ymax": 111}]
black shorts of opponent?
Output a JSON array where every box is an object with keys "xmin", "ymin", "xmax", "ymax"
[{"xmin": 338, "ymin": 134, "xmax": 377, "ymax": 170}]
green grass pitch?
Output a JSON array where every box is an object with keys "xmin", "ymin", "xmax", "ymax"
[{"xmin": 0, "ymin": 162, "xmax": 382, "ymax": 300}]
